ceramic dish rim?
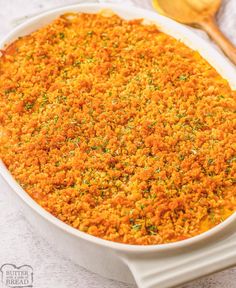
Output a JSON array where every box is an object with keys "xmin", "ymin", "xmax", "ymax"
[{"xmin": 0, "ymin": 2, "xmax": 236, "ymax": 253}]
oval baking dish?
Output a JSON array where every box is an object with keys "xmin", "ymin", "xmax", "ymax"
[{"xmin": 1, "ymin": 3, "xmax": 236, "ymax": 288}]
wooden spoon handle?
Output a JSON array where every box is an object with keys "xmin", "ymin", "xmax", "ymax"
[{"xmin": 200, "ymin": 17, "xmax": 236, "ymax": 65}]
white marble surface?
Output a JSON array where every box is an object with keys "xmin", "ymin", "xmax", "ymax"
[{"xmin": 0, "ymin": 1, "xmax": 236, "ymax": 288}]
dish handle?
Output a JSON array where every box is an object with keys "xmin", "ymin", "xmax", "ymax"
[{"xmin": 119, "ymin": 235, "xmax": 236, "ymax": 288}]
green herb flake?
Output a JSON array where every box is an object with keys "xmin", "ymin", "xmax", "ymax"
[
  {"xmin": 148, "ymin": 78, "xmax": 153, "ymax": 85},
  {"xmin": 26, "ymin": 54, "xmax": 33, "ymax": 60},
  {"xmin": 176, "ymin": 113, "xmax": 186, "ymax": 119},
  {"xmin": 73, "ymin": 60, "xmax": 81, "ymax": 67},
  {"xmin": 54, "ymin": 115, "xmax": 59, "ymax": 124},
  {"xmin": 75, "ymin": 137, "xmax": 80, "ymax": 144},
  {"xmin": 227, "ymin": 156, "xmax": 236, "ymax": 164},
  {"xmin": 231, "ymin": 178, "xmax": 236, "ymax": 184},
  {"xmin": 100, "ymin": 191, "xmax": 105, "ymax": 198},
  {"xmin": 41, "ymin": 93, "xmax": 48, "ymax": 107},
  {"xmin": 217, "ymin": 95, "xmax": 225, "ymax": 100},
  {"xmin": 25, "ymin": 102, "xmax": 34, "ymax": 110},
  {"xmin": 179, "ymin": 154, "xmax": 185, "ymax": 161},
  {"xmin": 208, "ymin": 158, "xmax": 214, "ymax": 165},
  {"xmin": 148, "ymin": 225, "xmax": 158, "ymax": 235},
  {"xmin": 4, "ymin": 88, "xmax": 16, "ymax": 95},
  {"xmin": 132, "ymin": 224, "xmax": 142, "ymax": 231},
  {"xmin": 225, "ymin": 167, "xmax": 231, "ymax": 174},
  {"xmin": 91, "ymin": 146, "xmax": 99, "ymax": 150},
  {"xmin": 139, "ymin": 204, "xmax": 145, "ymax": 210},
  {"xmin": 129, "ymin": 218, "xmax": 134, "ymax": 224},
  {"xmin": 59, "ymin": 32, "xmax": 65, "ymax": 39},
  {"xmin": 150, "ymin": 121, "xmax": 157, "ymax": 127},
  {"xmin": 179, "ymin": 75, "xmax": 188, "ymax": 81},
  {"xmin": 87, "ymin": 31, "xmax": 94, "ymax": 36}
]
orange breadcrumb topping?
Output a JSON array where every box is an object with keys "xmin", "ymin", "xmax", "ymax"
[{"xmin": 0, "ymin": 13, "xmax": 235, "ymax": 245}]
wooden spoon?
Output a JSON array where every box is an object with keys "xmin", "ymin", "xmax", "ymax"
[{"xmin": 152, "ymin": 0, "xmax": 236, "ymax": 65}]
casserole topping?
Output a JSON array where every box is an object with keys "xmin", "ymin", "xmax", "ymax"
[{"xmin": 0, "ymin": 13, "xmax": 235, "ymax": 245}]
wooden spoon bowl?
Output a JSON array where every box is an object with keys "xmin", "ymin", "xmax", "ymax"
[{"xmin": 152, "ymin": 0, "xmax": 236, "ymax": 65}]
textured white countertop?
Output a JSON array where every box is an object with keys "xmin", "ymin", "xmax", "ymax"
[{"xmin": 0, "ymin": 1, "xmax": 236, "ymax": 288}]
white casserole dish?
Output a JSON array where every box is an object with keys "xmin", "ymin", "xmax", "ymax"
[{"xmin": 1, "ymin": 3, "xmax": 236, "ymax": 288}]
